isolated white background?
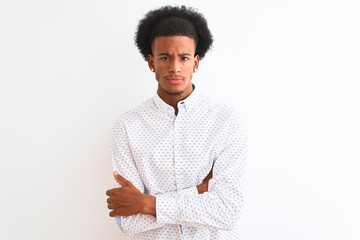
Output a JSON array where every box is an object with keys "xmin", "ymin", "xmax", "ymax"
[{"xmin": 1, "ymin": 0, "xmax": 359, "ymax": 239}]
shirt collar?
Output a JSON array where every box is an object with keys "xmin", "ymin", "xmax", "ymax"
[{"xmin": 152, "ymin": 84, "xmax": 201, "ymax": 114}]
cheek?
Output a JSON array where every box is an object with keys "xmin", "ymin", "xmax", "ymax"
[
  {"xmin": 188, "ymin": 61, "xmax": 195, "ymax": 69},
  {"xmin": 154, "ymin": 72, "xmax": 160, "ymax": 81},
  {"xmin": 189, "ymin": 72, "xmax": 194, "ymax": 80},
  {"xmin": 186, "ymin": 65, "xmax": 194, "ymax": 73}
]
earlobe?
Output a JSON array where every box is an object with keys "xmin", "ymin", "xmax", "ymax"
[{"xmin": 147, "ymin": 54, "xmax": 155, "ymax": 72}]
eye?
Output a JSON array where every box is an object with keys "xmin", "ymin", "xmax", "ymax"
[
  {"xmin": 181, "ymin": 56, "xmax": 190, "ymax": 61},
  {"xmin": 160, "ymin": 56, "xmax": 170, "ymax": 60}
]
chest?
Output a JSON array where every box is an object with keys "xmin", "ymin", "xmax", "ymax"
[{"xmin": 126, "ymin": 112, "xmax": 227, "ymax": 193}]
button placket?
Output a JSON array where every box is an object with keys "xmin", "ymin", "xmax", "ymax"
[{"xmin": 173, "ymin": 114, "xmax": 183, "ymax": 190}]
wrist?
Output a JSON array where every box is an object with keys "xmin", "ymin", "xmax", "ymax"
[{"xmin": 140, "ymin": 194, "xmax": 156, "ymax": 216}]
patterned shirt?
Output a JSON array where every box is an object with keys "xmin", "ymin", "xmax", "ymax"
[{"xmin": 111, "ymin": 88, "xmax": 247, "ymax": 239}]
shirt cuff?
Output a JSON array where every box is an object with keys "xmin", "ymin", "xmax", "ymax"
[
  {"xmin": 156, "ymin": 191, "xmax": 178, "ymax": 224},
  {"xmin": 115, "ymin": 216, "xmax": 123, "ymax": 230}
]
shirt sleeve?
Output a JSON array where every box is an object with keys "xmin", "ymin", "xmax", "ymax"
[
  {"xmin": 155, "ymin": 111, "xmax": 247, "ymax": 230},
  {"xmin": 111, "ymin": 118, "xmax": 166, "ymax": 236}
]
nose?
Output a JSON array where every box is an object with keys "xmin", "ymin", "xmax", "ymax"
[{"xmin": 169, "ymin": 59, "xmax": 181, "ymax": 73}]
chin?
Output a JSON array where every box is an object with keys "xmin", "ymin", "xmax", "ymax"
[{"xmin": 165, "ymin": 90, "xmax": 184, "ymax": 96}]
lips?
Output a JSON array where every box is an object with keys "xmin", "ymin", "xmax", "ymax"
[{"xmin": 166, "ymin": 76, "xmax": 184, "ymax": 84}]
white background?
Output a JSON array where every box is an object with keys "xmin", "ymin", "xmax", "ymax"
[{"xmin": 1, "ymin": 0, "xmax": 359, "ymax": 239}]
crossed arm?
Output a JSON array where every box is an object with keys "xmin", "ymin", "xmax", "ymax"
[
  {"xmin": 106, "ymin": 112, "xmax": 246, "ymax": 236},
  {"xmin": 106, "ymin": 169, "xmax": 213, "ymax": 217}
]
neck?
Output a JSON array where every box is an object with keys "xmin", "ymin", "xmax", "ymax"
[
  {"xmin": 157, "ymin": 84, "xmax": 194, "ymax": 115},
  {"xmin": 158, "ymin": 91, "xmax": 188, "ymax": 114}
]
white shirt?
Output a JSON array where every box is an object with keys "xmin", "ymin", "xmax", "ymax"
[{"xmin": 111, "ymin": 88, "xmax": 247, "ymax": 239}]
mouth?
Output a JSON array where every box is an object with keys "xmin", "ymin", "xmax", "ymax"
[{"xmin": 166, "ymin": 76, "xmax": 184, "ymax": 84}]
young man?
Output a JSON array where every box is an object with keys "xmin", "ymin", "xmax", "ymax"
[{"xmin": 106, "ymin": 5, "xmax": 247, "ymax": 239}]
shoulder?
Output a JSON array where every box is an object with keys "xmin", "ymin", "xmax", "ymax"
[
  {"xmin": 198, "ymin": 94, "xmax": 247, "ymax": 133},
  {"xmin": 199, "ymin": 94, "xmax": 242, "ymax": 119},
  {"xmin": 113, "ymin": 98, "xmax": 154, "ymax": 127}
]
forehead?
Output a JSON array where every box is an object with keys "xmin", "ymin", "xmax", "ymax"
[{"xmin": 151, "ymin": 36, "xmax": 196, "ymax": 54}]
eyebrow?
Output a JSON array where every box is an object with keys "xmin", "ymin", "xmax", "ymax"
[{"xmin": 157, "ymin": 53, "xmax": 192, "ymax": 56}]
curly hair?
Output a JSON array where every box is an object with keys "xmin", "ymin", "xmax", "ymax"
[{"xmin": 135, "ymin": 5, "xmax": 214, "ymax": 61}]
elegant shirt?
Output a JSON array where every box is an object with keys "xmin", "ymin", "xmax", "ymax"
[{"xmin": 111, "ymin": 88, "xmax": 247, "ymax": 239}]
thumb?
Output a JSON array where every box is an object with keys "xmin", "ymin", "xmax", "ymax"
[{"xmin": 113, "ymin": 171, "xmax": 130, "ymax": 186}]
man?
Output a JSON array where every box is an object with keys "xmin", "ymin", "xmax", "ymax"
[{"xmin": 106, "ymin": 5, "xmax": 247, "ymax": 239}]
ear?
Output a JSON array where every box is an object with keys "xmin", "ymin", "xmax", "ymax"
[
  {"xmin": 193, "ymin": 55, "xmax": 200, "ymax": 72},
  {"xmin": 147, "ymin": 54, "xmax": 154, "ymax": 72}
]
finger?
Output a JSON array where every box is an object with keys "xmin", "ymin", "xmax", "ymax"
[
  {"xmin": 107, "ymin": 203, "xmax": 113, "ymax": 209},
  {"xmin": 204, "ymin": 170, "xmax": 212, "ymax": 181},
  {"xmin": 109, "ymin": 210, "xmax": 115, "ymax": 217},
  {"xmin": 106, "ymin": 189, "xmax": 112, "ymax": 196},
  {"xmin": 203, "ymin": 172, "xmax": 212, "ymax": 183},
  {"xmin": 109, "ymin": 210, "xmax": 120, "ymax": 217},
  {"xmin": 113, "ymin": 171, "xmax": 130, "ymax": 186},
  {"xmin": 106, "ymin": 198, "xmax": 111, "ymax": 204}
]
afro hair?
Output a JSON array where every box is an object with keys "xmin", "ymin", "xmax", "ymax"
[{"xmin": 134, "ymin": 5, "xmax": 214, "ymax": 61}]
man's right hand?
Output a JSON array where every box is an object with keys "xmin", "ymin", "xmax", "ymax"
[{"xmin": 196, "ymin": 170, "xmax": 213, "ymax": 194}]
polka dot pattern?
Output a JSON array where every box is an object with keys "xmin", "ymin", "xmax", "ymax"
[{"xmin": 111, "ymin": 88, "xmax": 247, "ymax": 239}]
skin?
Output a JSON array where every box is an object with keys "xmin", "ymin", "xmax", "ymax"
[
  {"xmin": 106, "ymin": 170, "xmax": 212, "ymax": 217},
  {"xmin": 106, "ymin": 35, "xmax": 211, "ymax": 218},
  {"xmin": 147, "ymin": 36, "xmax": 199, "ymax": 114}
]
